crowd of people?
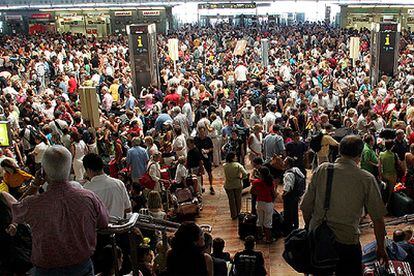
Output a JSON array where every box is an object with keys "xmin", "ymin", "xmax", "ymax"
[{"xmin": 1, "ymin": 20, "xmax": 414, "ymax": 275}]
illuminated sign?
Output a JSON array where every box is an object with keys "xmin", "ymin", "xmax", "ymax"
[
  {"xmin": 198, "ymin": 3, "xmax": 257, "ymax": 9},
  {"xmin": 31, "ymin": 13, "xmax": 51, "ymax": 20},
  {"xmin": 115, "ymin": 11, "xmax": 132, "ymax": 17},
  {"xmin": 142, "ymin": 10, "xmax": 160, "ymax": 16}
]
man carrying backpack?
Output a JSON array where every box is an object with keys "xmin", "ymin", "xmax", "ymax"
[{"xmin": 282, "ymin": 157, "xmax": 306, "ymax": 235}]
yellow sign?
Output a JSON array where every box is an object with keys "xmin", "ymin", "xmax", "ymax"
[
  {"xmin": 137, "ymin": 36, "xmax": 143, "ymax": 48},
  {"xmin": 0, "ymin": 122, "xmax": 10, "ymax": 147},
  {"xmin": 385, "ymin": 34, "xmax": 390, "ymax": 46}
]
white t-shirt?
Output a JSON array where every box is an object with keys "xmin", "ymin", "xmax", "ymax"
[
  {"xmin": 84, "ymin": 174, "xmax": 131, "ymax": 218},
  {"xmin": 234, "ymin": 65, "xmax": 248, "ymax": 82},
  {"xmin": 33, "ymin": 142, "xmax": 49, "ymax": 164}
]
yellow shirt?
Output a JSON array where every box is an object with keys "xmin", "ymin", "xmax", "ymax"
[
  {"xmin": 3, "ymin": 169, "xmax": 33, "ymax": 188},
  {"xmin": 109, "ymin": 84, "xmax": 120, "ymax": 102}
]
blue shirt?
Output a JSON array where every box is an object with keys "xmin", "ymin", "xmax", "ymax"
[
  {"xmin": 126, "ymin": 146, "xmax": 149, "ymax": 179},
  {"xmin": 125, "ymin": 96, "xmax": 136, "ymax": 110},
  {"xmin": 154, "ymin": 113, "xmax": 172, "ymax": 132}
]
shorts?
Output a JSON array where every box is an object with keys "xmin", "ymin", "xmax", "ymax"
[
  {"xmin": 203, "ymin": 158, "xmax": 212, "ymax": 173},
  {"xmin": 256, "ymin": 201, "xmax": 273, "ymax": 229}
]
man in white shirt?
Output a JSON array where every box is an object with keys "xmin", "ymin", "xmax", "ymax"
[
  {"xmin": 263, "ymin": 105, "xmax": 277, "ymax": 134},
  {"xmin": 325, "ymin": 91, "xmax": 340, "ymax": 112},
  {"xmin": 311, "ymin": 92, "xmax": 328, "ymax": 110},
  {"xmin": 83, "ymin": 153, "xmax": 131, "ymax": 218},
  {"xmin": 234, "ymin": 62, "xmax": 248, "ymax": 83}
]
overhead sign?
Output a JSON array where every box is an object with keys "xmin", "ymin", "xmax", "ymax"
[
  {"xmin": 168, "ymin": 39, "xmax": 179, "ymax": 61},
  {"xmin": 60, "ymin": 13, "xmax": 77, "ymax": 18},
  {"xmin": 198, "ymin": 3, "xmax": 256, "ymax": 9},
  {"xmin": 115, "ymin": 11, "xmax": 132, "ymax": 17},
  {"xmin": 31, "ymin": 13, "xmax": 51, "ymax": 20},
  {"xmin": 5, "ymin": 15, "xmax": 22, "ymax": 21},
  {"xmin": 142, "ymin": 10, "xmax": 160, "ymax": 17}
]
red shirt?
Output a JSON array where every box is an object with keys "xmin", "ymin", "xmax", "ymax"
[
  {"xmin": 68, "ymin": 77, "xmax": 77, "ymax": 93},
  {"xmin": 163, "ymin": 92, "xmax": 180, "ymax": 105},
  {"xmin": 12, "ymin": 181, "xmax": 109, "ymax": 268},
  {"xmin": 252, "ymin": 179, "xmax": 274, "ymax": 203}
]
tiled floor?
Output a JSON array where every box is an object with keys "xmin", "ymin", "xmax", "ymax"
[{"xmin": 196, "ymin": 166, "xmax": 408, "ymax": 275}]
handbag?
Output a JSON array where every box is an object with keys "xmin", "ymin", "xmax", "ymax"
[
  {"xmin": 310, "ymin": 163, "xmax": 339, "ymax": 270},
  {"xmin": 139, "ymin": 163, "xmax": 156, "ymax": 190}
]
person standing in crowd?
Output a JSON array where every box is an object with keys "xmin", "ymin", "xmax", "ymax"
[
  {"xmin": 70, "ymin": 132, "xmax": 88, "ymax": 181},
  {"xmin": 248, "ymin": 124, "xmax": 263, "ymax": 163},
  {"xmin": 301, "ymin": 136, "xmax": 387, "ymax": 275},
  {"xmin": 316, "ymin": 124, "xmax": 339, "ymax": 165},
  {"xmin": 263, "ymin": 125, "xmax": 285, "ymax": 162},
  {"xmin": 83, "ymin": 153, "xmax": 131, "ymax": 218},
  {"xmin": 127, "ymin": 137, "xmax": 149, "ymax": 183},
  {"xmin": 186, "ymin": 137, "xmax": 204, "ymax": 193},
  {"xmin": 195, "ymin": 126, "xmax": 215, "ymax": 195},
  {"xmin": 360, "ymin": 134, "xmax": 379, "ymax": 178},
  {"xmin": 282, "ymin": 157, "xmax": 305, "ymax": 235},
  {"xmin": 251, "ymin": 166, "xmax": 275, "ymax": 243},
  {"xmin": 2, "ymin": 146, "xmax": 109, "ymax": 275},
  {"xmin": 223, "ymin": 152, "xmax": 248, "ymax": 220},
  {"xmin": 210, "ymin": 113, "xmax": 223, "ymax": 167},
  {"xmin": 285, "ymin": 131, "xmax": 308, "ymax": 176}
]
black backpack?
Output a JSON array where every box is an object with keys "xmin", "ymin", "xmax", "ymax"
[
  {"xmin": 288, "ymin": 169, "xmax": 306, "ymax": 197},
  {"xmin": 309, "ymin": 132, "xmax": 324, "ymax": 152}
]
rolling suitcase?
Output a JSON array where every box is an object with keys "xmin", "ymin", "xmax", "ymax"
[
  {"xmin": 389, "ymin": 191, "xmax": 414, "ymax": 217},
  {"xmin": 238, "ymin": 198, "xmax": 257, "ymax": 240}
]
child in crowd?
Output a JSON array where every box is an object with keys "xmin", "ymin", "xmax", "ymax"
[{"xmin": 212, "ymin": 237, "xmax": 232, "ymax": 262}]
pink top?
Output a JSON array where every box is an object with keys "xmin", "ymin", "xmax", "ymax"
[{"xmin": 12, "ymin": 181, "xmax": 109, "ymax": 268}]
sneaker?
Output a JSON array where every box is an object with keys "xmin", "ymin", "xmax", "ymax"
[{"xmin": 210, "ymin": 187, "xmax": 215, "ymax": 195}]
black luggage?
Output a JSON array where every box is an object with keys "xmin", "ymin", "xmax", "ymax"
[
  {"xmin": 389, "ymin": 191, "xmax": 414, "ymax": 217},
  {"xmin": 272, "ymin": 210, "xmax": 284, "ymax": 239},
  {"xmin": 238, "ymin": 198, "xmax": 257, "ymax": 240}
]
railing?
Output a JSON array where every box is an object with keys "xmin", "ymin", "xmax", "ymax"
[{"xmin": 98, "ymin": 213, "xmax": 180, "ymax": 276}]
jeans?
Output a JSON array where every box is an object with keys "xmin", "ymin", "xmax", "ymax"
[{"xmin": 33, "ymin": 258, "xmax": 94, "ymax": 276}]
